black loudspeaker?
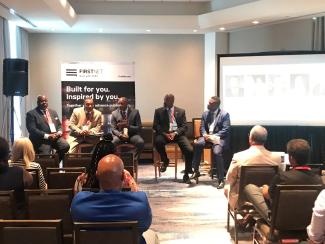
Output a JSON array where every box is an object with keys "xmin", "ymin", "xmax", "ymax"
[{"xmin": 3, "ymin": 58, "xmax": 28, "ymax": 96}]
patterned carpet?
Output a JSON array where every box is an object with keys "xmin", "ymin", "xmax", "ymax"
[{"xmin": 137, "ymin": 162, "xmax": 253, "ymax": 244}]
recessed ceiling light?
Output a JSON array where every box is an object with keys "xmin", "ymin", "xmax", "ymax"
[
  {"xmin": 252, "ymin": 20, "xmax": 259, "ymax": 25},
  {"xmin": 69, "ymin": 6, "xmax": 75, "ymax": 18},
  {"xmin": 9, "ymin": 8, "xmax": 15, "ymax": 15},
  {"xmin": 312, "ymin": 17, "xmax": 317, "ymax": 20},
  {"xmin": 193, "ymin": 29, "xmax": 198, "ymax": 33},
  {"xmin": 146, "ymin": 29, "xmax": 151, "ymax": 32},
  {"xmin": 219, "ymin": 27, "xmax": 226, "ymax": 31},
  {"xmin": 98, "ymin": 28, "xmax": 103, "ymax": 33}
]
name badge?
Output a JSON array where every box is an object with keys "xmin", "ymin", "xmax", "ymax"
[{"xmin": 49, "ymin": 123, "xmax": 57, "ymax": 133}]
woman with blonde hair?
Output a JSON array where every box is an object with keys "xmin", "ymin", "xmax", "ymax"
[{"xmin": 10, "ymin": 137, "xmax": 47, "ymax": 189}]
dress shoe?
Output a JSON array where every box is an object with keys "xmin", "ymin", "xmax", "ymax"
[
  {"xmin": 160, "ymin": 163, "xmax": 168, "ymax": 173},
  {"xmin": 217, "ymin": 180, "xmax": 225, "ymax": 189},
  {"xmin": 183, "ymin": 174, "xmax": 191, "ymax": 184},
  {"xmin": 237, "ymin": 214, "xmax": 255, "ymax": 232},
  {"xmin": 190, "ymin": 171, "xmax": 201, "ymax": 179}
]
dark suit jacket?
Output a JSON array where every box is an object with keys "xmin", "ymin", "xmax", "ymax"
[
  {"xmin": 153, "ymin": 106, "xmax": 187, "ymax": 136},
  {"xmin": 200, "ymin": 109, "xmax": 230, "ymax": 148},
  {"xmin": 26, "ymin": 107, "xmax": 62, "ymax": 147},
  {"xmin": 111, "ymin": 107, "xmax": 142, "ymax": 137}
]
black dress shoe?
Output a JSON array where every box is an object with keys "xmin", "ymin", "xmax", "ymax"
[
  {"xmin": 183, "ymin": 174, "xmax": 191, "ymax": 184},
  {"xmin": 217, "ymin": 180, "xmax": 225, "ymax": 189},
  {"xmin": 160, "ymin": 163, "xmax": 168, "ymax": 173},
  {"xmin": 190, "ymin": 171, "xmax": 201, "ymax": 179}
]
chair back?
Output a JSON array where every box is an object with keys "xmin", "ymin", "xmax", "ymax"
[
  {"xmin": 119, "ymin": 152, "xmax": 135, "ymax": 177},
  {"xmin": 238, "ymin": 165, "xmax": 278, "ymax": 206},
  {"xmin": 25, "ymin": 189, "xmax": 73, "ymax": 234},
  {"xmin": 271, "ymin": 184, "xmax": 322, "ymax": 231},
  {"xmin": 73, "ymin": 221, "xmax": 138, "ymax": 244},
  {"xmin": 35, "ymin": 154, "xmax": 59, "ymax": 179},
  {"xmin": 63, "ymin": 153, "xmax": 92, "ymax": 168},
  {"xmin": 25, "ymin": 168, "xmax": 40, "ymax": 189},
  {"xmin": 0, "ymin": 191, "xmax": 15, "ymax": 219},
  {"xmin": 0, "ymin": 219, "xmax": 63, "ymax": 244},
  {"xmin": 192, "ymin": 118, "xmax": 201, "ymax": 139},
  {"xmin": 46, "ymin": 167, "xmax": 86, "ymax": 189},
  {"xmin": 307, "ymin": 164, "xmax": 324, "ymax": 175}
]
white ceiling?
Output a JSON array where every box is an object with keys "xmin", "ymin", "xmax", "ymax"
[{"xmin": 0, "ymin": 0, "xmax": 325, "ymax": 34}]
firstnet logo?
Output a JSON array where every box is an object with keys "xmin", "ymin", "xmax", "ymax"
[{"xmin": 66, "ymin": 69, "xmax": 77, "ymax": 77}]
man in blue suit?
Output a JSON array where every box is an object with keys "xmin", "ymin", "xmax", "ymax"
[{"xmin": 191, "ymin": 96, "xmax": 231, "ymax": 188}]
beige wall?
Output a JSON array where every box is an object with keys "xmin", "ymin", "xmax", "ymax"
[{"xmin": 28, "ymin": 33, "xmax": 204, "ymax": 122}]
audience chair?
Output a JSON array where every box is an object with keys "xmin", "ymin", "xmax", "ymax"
[
  {"xmin": 76, "ymin": 143, "xmax": 94, "ymax": 153},
  {"xmin": 116, "ymin": 143, "xmax": 138, "ymax": 181},
  {"xmin": 63, "ymin": 153, "xmax": 92, "ymax": 168},
  {"xmin": 46, "ymin": 167, "xmax": 86, "ymax": 189},
  {"xmin": 25, "ymin": 189, "xmax": 74, "ymax": 239},
  {"xmin": 307, "ymin": 163, "xmax": 324, "ymax": 175},
  {"xmin": 253, "ymin": 184, "xmax": 322, "ymax": 244},
  {"xmin": 227, "ymin": 165, "xmax": 279, "ymax": 244},
  {"xmin": 35, "ymin": 154, "xmax": 60, "ymax": 179},
  {"xmin": 0, "ymin": 191, "xmax": 15, "ymax": 219},
  {"xmin": 0, "ymin": 219, "xmax": 63, "ymax": 244},
  {"xmin": 25, "ymin": 168, "xmax": 40, "ymax": 189},
  {"xmin": 73, "ymin": 221, "xmax": 138, "ymax": 244}
]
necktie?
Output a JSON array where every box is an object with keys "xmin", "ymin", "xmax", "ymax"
[
  {"xmin": 44, "ymin": 109, "xmax": 53, "ymax": 124},
  {"xmin": 121, "ymin": 111, "xmax": 126, "ymax": 120}
]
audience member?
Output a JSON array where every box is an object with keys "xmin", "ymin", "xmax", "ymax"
[
  {"xmin": 307, "ymin": 189, "xmax": 325, "ymax": 244},
  {"xmin": 244, "ymin": 139, "xmax": 322, "ymax": 221},
  {"xmin": 74, "ymin": 134, "xmax": 138, "ymax": 193},
  {"xmin": 111, "ymin": 97, "xmax": 144, "ymax": 163},
  {"xmin": 10, "ymin": 137, "xmax": 47, "ymax": 189},
  {"xmin": 191, "ymin": 96, "xmax": 230, "ymax": 188},
  {"xmin": 0, "ymin": 137, "xmax": 32, "ymax": 218},
  {"xmin": 26, "ymin": 95, "xmax": 70, "ymax": 162},
  {"xmin": 68, "ymin": 97, "xmax": 103, "ymax": 153},
  {"xmin": 71, "ymin": 154, "xmax": 158, "ymax": 244},
  {"xmin": 224, "ymin": 125, "xmax": 281, "ymax": 210},
  {"xmin": 153, "ymin": 94, "xmax": 193, "ymax": 183}
]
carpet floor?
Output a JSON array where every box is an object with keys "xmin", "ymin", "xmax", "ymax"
[{"xmin": 137, "ymin": 161, "xmax": 253, "ymax": 244}]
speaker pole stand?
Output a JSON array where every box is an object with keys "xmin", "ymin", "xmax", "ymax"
[{"xmin": 10, "ymin": 96, "xmax": 14, "ymax": 145}]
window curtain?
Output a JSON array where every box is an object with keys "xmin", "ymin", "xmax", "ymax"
[
  {"xmin": 15, "ymin": 26, "xmax": 29, "ymax": 137},
  {"xmin": 312, "ymin": 17, "xmax": 325, "ymax": 51},
  {"xmin": 0, "ymin": 17, "xmax": 11, "ymax": 142}
]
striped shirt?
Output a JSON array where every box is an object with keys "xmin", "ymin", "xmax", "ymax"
[{"xmin": 9, "ymin": 161, "xmax": 47, "ymax": 190}]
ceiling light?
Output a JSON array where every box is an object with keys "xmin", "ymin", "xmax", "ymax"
[
  {"xmin": 146, "ymin": 29, "xmax": 151, "ymax": 32},
  {"xmin": 252, "ymin": 20, "xmax": 259, "ymax": 25},
  {"xmin": 98, "ymin": 28, "xmax": 103, "ymax": 33},
  {"xmin": 219, "ymin": 27, "xmax": 226, "ymax": 31},
  {"xmin": 193, "ymin": 29, "xmax": 198, "ymax": 33},
  {"xmin": 9, "ymin": 8, "xmax": 15, "ymax": 15},
  {"xmin": 59, "ymin": 0, "xmax": 67, "ymax": 8},
  {"xmin": 69, "ymin": 6, "xmax": 75, "ymax": 18},
  {"xmin": 312, "ymin": 17, "xmax": 317, "ymax": 20}
]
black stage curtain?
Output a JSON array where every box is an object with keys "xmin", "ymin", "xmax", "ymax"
[{"xmin": 225, "ymin": 126, "xmax": 325, "ymax": 169}]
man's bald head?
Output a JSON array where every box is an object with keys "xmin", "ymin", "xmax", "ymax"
[{"xmin": 96, "ymin": 154, "xmax": 124, "ymax": 190}]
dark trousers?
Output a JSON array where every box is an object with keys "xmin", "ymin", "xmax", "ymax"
[
  {"xmin": 112, "ymin": 134, "xmax": 144, "ymax": 162},
  {"xmin": 154, "ymin": 134, "xmax": 193, "ymax": 174},
  {"xmin": 37, "ymin": 137, "xmax": 70, "ymax": 163}
]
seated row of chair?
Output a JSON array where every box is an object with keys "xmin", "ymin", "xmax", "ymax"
[
  {"xmin": 227, "ymin": 165, "xmax": 323, "ymax": 244},
  {"xmin": 0, "ymin": 219, "xmax": 138, "ymax": 244}
]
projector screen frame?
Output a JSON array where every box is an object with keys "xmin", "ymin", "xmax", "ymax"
[{"xmin": 217, "ymin": 50, "xmax": 325, "ymax": 126}]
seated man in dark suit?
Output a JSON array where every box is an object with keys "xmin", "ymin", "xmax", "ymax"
[
  {"xmin": 111, "ymin": 97, "xmax": 144, "ymax": 162},
  {"xmin": 244, "ymin": 139, "xmax": 323, "ymax": 222},
  {"xmin": 26, "ymin": 95, "xmax": 70, "ymax": 162},
  {"xmin": 0, "ymin": 137, "xmax": 32, "ymax": 218},
  {"xmin": 71, "ymin": 154, "xmax": 158, "ymax": 244},
  {"xmin": 153, "ymin": 94, "xmax": 193, "ymax": 183}
]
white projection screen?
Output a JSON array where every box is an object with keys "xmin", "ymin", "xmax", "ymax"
[{"xmin": 218, "ymin": 52, "xmax": 325, "ymax": 126}]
